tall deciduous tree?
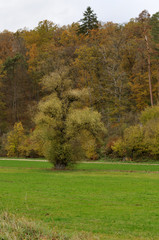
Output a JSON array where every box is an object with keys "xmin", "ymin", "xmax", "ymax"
[
  {"xmin": 150, "ymin": 12, "xmax": 159, "ymax": 99},
  {"xmin": 34, "ymin": 68, "xmax": 106, "ymax": 169},
  {"xmin": 150, "ymin": 12, "xmax": 159, "ymax": 44},
  {"xmin": 2, "ymin": 53, "xmax": 32, "ymax": 126},
  {"xmin": 137, "ymin": 10, "xmax": 153, "ymax": 106}
]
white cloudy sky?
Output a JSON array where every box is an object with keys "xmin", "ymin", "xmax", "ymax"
[{"xmin": 0, "ymin": 0, "xmax": 159, "ymax": 32}]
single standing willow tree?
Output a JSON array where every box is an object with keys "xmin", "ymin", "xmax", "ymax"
[
  {"xmin": 34, "ymin": 69, "xmax": 106, "ymax": 169},
  {"xmin": 77, "ymin": 6, "xmax": 99, "ymax": 35}
]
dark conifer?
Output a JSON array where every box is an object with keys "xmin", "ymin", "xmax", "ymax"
[{"xmin": 77, "ymin": 6, "xmax": 99, "ymax": 35}]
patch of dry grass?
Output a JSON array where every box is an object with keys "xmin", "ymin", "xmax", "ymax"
[{"xmin": 0, "ymin": 212, "xmax": 98, "ymax": 240}]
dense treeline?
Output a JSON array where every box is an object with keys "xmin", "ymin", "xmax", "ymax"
[{"xmin": 1, "ymin": 7, "xmax": 159, "ymax": 161}]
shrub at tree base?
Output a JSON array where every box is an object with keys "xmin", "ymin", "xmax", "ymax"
[
  {"xmin": 112, "ymin": 105, "xmax": 159, "ymax": 160},
  {"xmin": 140, "ymin": 105, "xmax": 159, "ymax": 124},
  {"xmin": 4, "ymin": 122, "xmax": 43, "ymax": 158},
  {"xmin": 112, "ymin": 125, "xmax": 145, "ymax": 158},
  {"xmin": 5, "ymin": 122, "xmax": 26, "ymax": 157}
]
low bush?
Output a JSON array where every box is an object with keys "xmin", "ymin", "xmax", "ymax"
[{"xmin": 112, "ymin": 105, "xmax": 159, "ymax": 160}]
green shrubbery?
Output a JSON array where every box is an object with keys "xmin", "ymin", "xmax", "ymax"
[
  {"xmin": 5, "ymin": 122, "xmax": 27, "ymax": 157},
  {"xmin": 3, "ymin": 122, "xmax": 43, "ymax": 158},
  {"xmin": 140, "ymin": 105, "xmax": 159, "ymax": 124},
  {"xmin": 112, "ymin": 105, "xmax": 159, "ymax": 160}
]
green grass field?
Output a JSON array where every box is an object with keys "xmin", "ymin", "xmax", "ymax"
[{"xmin": 0, "ymin": 159, "xmax": 159, "ymax": 239}]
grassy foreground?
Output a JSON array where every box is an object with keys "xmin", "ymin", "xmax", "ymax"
[
  {"xmin": 0, "ymin": 160, "xmax": 159, "ymax": 239},
  {"xmin": 0, "ymin": 212, "xmax": 96, "ymax": 240}
]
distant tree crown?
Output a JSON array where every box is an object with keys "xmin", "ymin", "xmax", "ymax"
[{"xmin": 77, "ymin": 6, "xmax": 99, "ymax": 35}]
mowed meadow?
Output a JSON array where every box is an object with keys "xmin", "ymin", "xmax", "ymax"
[{"xmin": 1, "ymin": 160, "xmax": 159, "ymax": 239}]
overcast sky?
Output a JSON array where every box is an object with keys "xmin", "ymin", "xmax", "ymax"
[{"xmin": 0, "ymin": 0, "xmax": 159, "ymax": 32}]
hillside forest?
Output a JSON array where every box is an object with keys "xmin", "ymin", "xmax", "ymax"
[{"xmin": 1, "ymin": 7, "xmax": 159, "ymax": 164}]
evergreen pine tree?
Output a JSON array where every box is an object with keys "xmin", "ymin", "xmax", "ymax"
[{"xmin": 77, "ymin": 6, "xmax": 99, "ymax": 35}]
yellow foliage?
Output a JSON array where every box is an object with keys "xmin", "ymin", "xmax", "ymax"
[
  {"xmin": 34, "ymin": 70, "xmax": 106, "ymax": 167},
  {"xmin": 5, "ymin": 122, "xmax": 26, "ymax": 157},
  {"xmin": 112, "ymin": 105, "xmax": 159, "ymax": 158},
  {"xmin": 77, "ymin": 130, "xmax": 97, "ymax": 159}
]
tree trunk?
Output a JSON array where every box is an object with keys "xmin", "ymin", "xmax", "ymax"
[
  {"xmin": 157, "ymin": 66, "xmax": 159, "ymax": 101},
  {"xmin": 54, "ymin": 163, "xmax": 67, "ymax": 170},
  {"xmin": 145, "ymin": 35, "xmax": 153, "ymax": 106}
]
